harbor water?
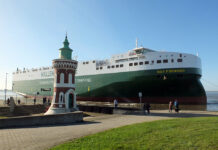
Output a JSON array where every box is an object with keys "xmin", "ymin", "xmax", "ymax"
[
  {"xmin": 0, "ymin": 90, "xmax": 218, "ymax": 111},
  {"xmin": 206, "ymin": 91, "xmax": 218, "ymax": 111},
  {"xmin": 0, "ymin": 90, "xmax": 23, "ymax": 100}
]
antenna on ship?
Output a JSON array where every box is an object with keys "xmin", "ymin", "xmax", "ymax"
[{"xmin": 136, "ymin": 38, "xmax": 138, "ymax": 48}]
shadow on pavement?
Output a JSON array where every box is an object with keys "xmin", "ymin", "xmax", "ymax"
[{"xmin": 0, "ymin": 120, "xmax": 101, "ymax": 130}]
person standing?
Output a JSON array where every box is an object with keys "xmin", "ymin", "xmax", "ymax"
[
  {"xmin": 7, "ymin": 98, "xmax": 10, "ymax": 105},
  {"xmin": 114, "ymin": 99, "xmax": 118, "ymax": 109},
  {"xmin": 34, "ymin": 98, "xmax": 36, "ymax": 105},
  {"xmin": 169, "ymin": 101, "xmax": 173, "ymax": 112},
  {"xmin": 143, "ymin": 103, "xmax": 146, "ymax": 115},
  {"xmin": 174, "ymin": 99, "xmax": 179, "ymax": 113},
  {"xmin": 145, "ymin": 102, "xmax": 151, "ymax": 114},
  {"xmin": 43, "ymin": 97, "xmax": 46, "ymax": 104},
  {"xmin": 48, "ymin": 98, "xmax": 51, "ymax": 105}
]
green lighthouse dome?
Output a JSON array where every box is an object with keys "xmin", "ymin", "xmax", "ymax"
[{"xmin": 59, "ymin": 35, "xmax": 73, "ymax": 60}]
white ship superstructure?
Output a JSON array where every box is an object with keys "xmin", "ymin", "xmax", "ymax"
[{"xmin": 13, "ymin": 47, "xmax": 202, "ymax": 79}]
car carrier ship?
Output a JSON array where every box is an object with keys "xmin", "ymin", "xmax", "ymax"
[{"xmin": 12, "ymin": 37, "xmax": 206, "ymax": 104}]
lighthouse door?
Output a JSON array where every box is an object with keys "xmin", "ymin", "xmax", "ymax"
[{"xmin": 68, "ymin": 93, "xmax": 74, "ymax": 108}]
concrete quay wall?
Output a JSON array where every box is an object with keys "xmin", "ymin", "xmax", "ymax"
[{"xmin": 0, "ymin": 111, "xmax": 83, "ymax": 128}]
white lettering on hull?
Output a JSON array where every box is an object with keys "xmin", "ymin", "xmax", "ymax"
[{"xmin": 76, "ymin": 78, "xmax": 92, "ymax": 83}]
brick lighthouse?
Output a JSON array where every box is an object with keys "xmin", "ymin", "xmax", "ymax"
[{"xmin": 45, "ymin": 35, "xmax": 78, "ymax": 115}]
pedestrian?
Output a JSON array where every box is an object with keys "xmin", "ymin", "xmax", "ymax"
[
  {"xmin": 34, "ymin": 98, "xmax": 36, "ymax": 105},
  {"xmin": 18, "ymin": 99, "xmax": 20, "ymax": 104},
  {"xmin": 7, "ymin": 98, "xmax": 10, "ymax": 105},
  {"xmin": 48, "ymin": 98, "xmax": 51, "ymax": 105},
  {"xmin": 114, "ymin": 99, "xmax": 118, "ymax": 109},
  {"xmin": 169, "ymin": 101, "xmax": 173, "ymax": 112},
  {"xmin": 43, "ymin": 97, "xmax": 46, "ymax": 104},
  {"xmin": 174, "ymin": 99, "xmax": 179, "ymax": 113},
  {"xmin": 143, "ymin": 103, "xmax": 146, "ymax": 115},
  {"xmin": 145, "ymin": 102, "xmax": 151, "ymax": 114}
]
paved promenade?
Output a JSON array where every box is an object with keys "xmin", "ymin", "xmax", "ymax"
[{"xmin": 0, "ymin": 110, "xmax": 217, "ymax": 150}]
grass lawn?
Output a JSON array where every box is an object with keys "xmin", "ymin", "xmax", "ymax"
[{"xmin": 50, "ymin": 117, "xmax": 218, "ymax": 150}]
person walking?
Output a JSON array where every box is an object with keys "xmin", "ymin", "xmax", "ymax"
[{"xmin": 169, "ymin": 101, "xmax": 173, "ymax": 112}]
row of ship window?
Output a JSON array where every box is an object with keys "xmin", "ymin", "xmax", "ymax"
[
  {"xmin": 83, "ymin": 60, "xmax": 96, "ymax": 65},
  {"xmin": 96, "ymin": 64, "xmax": 124, "ymax": 70},
  {"xmin": 130, "ymin": 58, "xmax": 183, "ymax": 66},
  {"xmin": 96, "ymin": 58, "xmax": 183, "ymax": 70}
]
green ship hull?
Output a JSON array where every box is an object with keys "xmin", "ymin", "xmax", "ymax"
[{"xmin": 12, "ymin": 68, "xmax": 206, "ymax": 104}]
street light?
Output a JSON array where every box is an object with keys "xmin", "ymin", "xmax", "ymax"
[
  {"xmin": 5, "ymin": 73, "xmax": 8, "ymax": 104},
  {"xmin": 138, "ymin": 92, "xmax": 142, "ymax": 109}
]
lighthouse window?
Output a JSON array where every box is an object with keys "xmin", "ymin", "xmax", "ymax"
[
  {"xmin": 100, "ymin": 67, "xmax": 103, "ymax": 70},
  {"xmin": 129, "ymin": 63, "xmax": 133, "ymax": 66},
  {"xmin": 120, "ymin": 64, "xmax": 124, "ymax": 67},
  {"xmin": 107, "ymin": 66, "xmax": 110, "ymax": 69},
  {"xmin": 116, "ymin": 65, "xmax": 119, "ymax": 68},
  {"xmin": 96, "ymin": 68, "xmax": 99, "ymax": 70},
  {"xmin": 68, "ymin": 74, "xmax": 72, "ymax": 83},
  {"xmin": 139, "ymin": 62, "xmax": 143, "ymax": 65},
  {"xmin": 86, "ymin": 61, "xmax": 89, "ymax": 64},
  {"xmin": 157, "ymin": 60, "xmax": 161, "ymax": 63},
  {"xmin": 60, "ymin": 73, "xmax": 64, "ymax": 83},
  {"xmin": 180, "ymin": 54, "xmax": 182, "ymax": 57},
  {"xmin": 112, "ymin": 65, "xmax": 115, "ymax": 68},
  {"xmin": 177, "ymin": 59, "xmax": 183, "ymax": 62},
  {"xmin": 93, "ymin": 60, "xmax": 96, "ymax": 63},
  {"xmin": 163, "ymin": 59, "xmax": 168, "ymax": 63},
  {"xmin": 145, "ymin": 61, "xmax": 149, "ymax": 64},
  {"xmin": 83, "ymin": 62, "xmax": 85, "ymax": 64},
  {"xmin": 171, "ymin": 59, "xmax": 174, "ymax": 63},
  {"xmin": 134, "ymin": 62, "xmax": 138, "ymax": 66}
]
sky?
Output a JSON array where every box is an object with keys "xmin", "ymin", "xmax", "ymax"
[{"xmin": 0, "ymin": 0, "xmax": 218, "ymax": 91}]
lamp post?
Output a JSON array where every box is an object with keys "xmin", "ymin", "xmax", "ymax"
[
  {"xmin": 138, "ymin": 92, "xmax": 142, "ymax": 109},
  {"xmin": 5, "ymin": 73, "xmax": 8, "ymax": 105}
]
